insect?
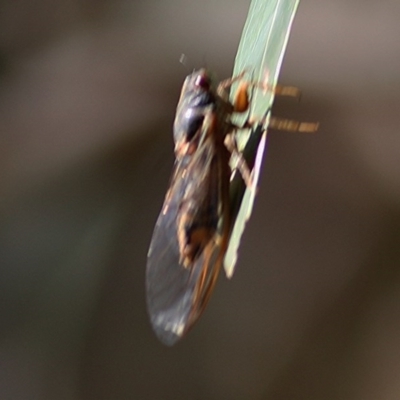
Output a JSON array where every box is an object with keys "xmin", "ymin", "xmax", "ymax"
[{"xmin": 145, "ymin": 69, "xmax": 315, "ymax": 345}]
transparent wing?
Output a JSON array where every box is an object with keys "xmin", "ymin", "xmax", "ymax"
[
  {"xmin": 146, "ymin": 149, "xmax": 225, "ymax": 346},
  {"xmin": 224, "ymin": 0, "xmax": 300, "ymax": 278},
  {"xmin": 146, "ymin": 166, "xmax": 191, "ymax": 345}
]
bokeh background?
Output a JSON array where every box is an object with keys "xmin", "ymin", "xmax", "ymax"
[{"xmin": 1, "ymin": 1, "xmax": 400, "ymax": 399}]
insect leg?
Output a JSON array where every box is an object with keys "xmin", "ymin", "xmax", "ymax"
[
  {"xmin": 268, "ymin": 117, "xmax": 319, "ymax": 133},
  {"xmin": 238, "ymin": 108, "xmax": 319, "ymax": 134},
  {"xmin": 217, "ymin": 72, "xmax": 250, "ymax": 112},
  {"xmin": 218, "ymin": 70, "xmax": 249, "ymax": 91},
  {"xmin": 225, "ymin": 133, "xmax": 254, "ymax": 189},
  {"xmin": 228, "ymin": 79, "xmax": 302, "ymax": 113}
]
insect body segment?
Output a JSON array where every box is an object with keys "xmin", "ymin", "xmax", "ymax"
[
  {"xmin": 171, "ymin": 69, "xmax": 252, "ymax": 270},
  {"xmin": 173, "ymin": 69, "xmax": 216, "ymax": 158},
  {"xmin": 146, "ymin": 69, "xmax": 252, "ymax": 345},
  {"xmin": 177, "ymin": 145, "xmax": 220, "ymax": 267}
]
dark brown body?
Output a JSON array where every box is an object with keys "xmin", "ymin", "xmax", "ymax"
[{"xmin": 146, "ymin": 69, "xmax": 244, "ymax": 345}]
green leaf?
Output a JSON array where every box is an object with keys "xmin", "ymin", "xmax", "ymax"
[{"xmin": 224, "ymin": 0, "xmax": 300, "ymax": 278}]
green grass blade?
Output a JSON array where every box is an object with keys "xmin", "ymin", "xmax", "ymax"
[{"xmin": 225, "ymin": 0, "xmax": 300, "ymax": 277}]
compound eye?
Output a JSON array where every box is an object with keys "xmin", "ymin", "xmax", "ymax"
[{"xmin": 194, "ymin": 73, "xmax": 210, "ymax": 90}]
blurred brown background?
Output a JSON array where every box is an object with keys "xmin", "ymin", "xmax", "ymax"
[{"xmin": 1, "ymin": 1, "xmax": 400, "ymax": 399}]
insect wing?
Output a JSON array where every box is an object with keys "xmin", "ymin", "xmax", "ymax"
[
  {"xmin": 146, "ymin": 148, "xmax": 225, "ymax": 346},
  {"xmin": 224, "ymin": 0, "xmax": 300, "ymax": 277},
  {"xmin": 147, "ymin": 162, "xmax": 197, "ymax": 345}
]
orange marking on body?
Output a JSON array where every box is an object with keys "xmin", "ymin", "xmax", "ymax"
[
  {"xmin": 233, "ymin": 81, "xmax": 250, "ymax": 112},
  {"xmin": 190, "ymin": 227, "xmax": 213, "ymax": 248}
]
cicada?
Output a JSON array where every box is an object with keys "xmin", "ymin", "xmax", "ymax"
[{"xmin": 146, "ymin": 69, "xmax": 314, "ymax": 345}]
